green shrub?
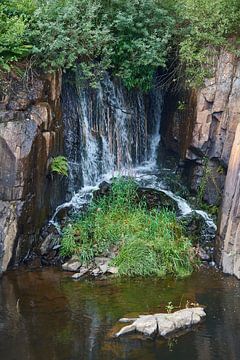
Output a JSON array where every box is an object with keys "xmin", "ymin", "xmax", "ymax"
[
  {"xmin": 0, "ymin": 0, "xmax": 35, "ymax": 71},
  {"xmin": 61, "ymin": 177, "xmax": 196, "ymax": 277},
  {"xmin": 2, "ymin": 0, "xmax": 239, "ymax": 89},
  {"xmin": 50, "ymin": 156, "xmax": 68, "ymax": 176},
  {"xmin": 177, "ymin": 0, "xmax": 240, "ymax": 86}
]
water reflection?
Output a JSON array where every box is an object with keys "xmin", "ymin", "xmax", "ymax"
[{"xmin": 0, "ymin": 268, "xmax": 240, "ymax": 360}]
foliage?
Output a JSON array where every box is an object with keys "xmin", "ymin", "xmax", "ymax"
[
  {"xmin": 50, "ymin": 156, "xmax": 68, "ymax": 177},
  {"xmin": 61, "ymin": 177, "xmax": 196, "ymax": 277},
  {"xmin": 165, "ymin": 301, "xmax": 175, "ymax": 313},
  {"xmin": 177, "ymin": 0, "xmax": 240, "ymax": 86},
  {"xmin": 29, "ymin": 0, "xmax": 113, "ymax": 84},
  {"xmin": 103, "ymin": 0, "xmax": 176, "ymax": 90},
  {"xmin": 0, "ymin": 0, "xmax": 35, "ymax": 71},
  {"xmin": 1, "ymin": 0, "xmax": 239, "ymax": 88}
]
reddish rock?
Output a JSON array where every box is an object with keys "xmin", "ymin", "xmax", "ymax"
[{"xmin": 0, "ymin": 71, "xmax": 65, "ymax": 272}]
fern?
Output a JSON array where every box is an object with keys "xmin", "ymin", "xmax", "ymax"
[{"xmin": 50, "ymin": 156, "xmax": 68, "ymax": 177}]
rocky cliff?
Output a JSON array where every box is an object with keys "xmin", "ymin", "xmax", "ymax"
[
  {"xmin": 163, "ymin": 50, "xmax": 240, "ymax": 277},
  {"xmin": 0, "ymin": 71, "xmax": 64, "ymax": 273}
]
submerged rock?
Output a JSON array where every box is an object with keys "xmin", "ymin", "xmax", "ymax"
[{"xmin": 115, "ymin": 307, "xmax": 206, "ymax": 339}]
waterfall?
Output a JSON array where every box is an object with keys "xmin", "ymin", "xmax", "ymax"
[
  {"xmin": 62, "ymin": 70, "xmax": 162, "ymax": 194},
  {"xmin": 52, "ymin": 69, "xmax": 216, "ymax": 246}
]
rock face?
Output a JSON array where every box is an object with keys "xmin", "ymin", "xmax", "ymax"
[
  {"xmin": 0, "ymin": 71, "xmax": 65, "ymax": 273},
  {"xmin": 163, "ymin": 51, "xmax": 239, "ymax": 205},
  {"xmin": 219, "ymin": 123, "xmax": 240, "ymax": 278},
  {"xmin": 115, "ymin": 307, "xmax": 206, "ymax": 338},
  {"xmin": 162, "ymin": 50, "xmax": 240, "ymax": 277}
]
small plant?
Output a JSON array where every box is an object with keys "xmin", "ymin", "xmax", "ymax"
[
  {"xmin": 165, "ymin": 301, "xmax": 175, "ymax": 314},
  {"xmin": 168, "ymin": 338, "xmax": 178, "ymax": 352},
  {"xmin": 50, "ymin": 156, "xmax": 68, "ymax": 176},
  {"xmin": 177, "ymin": 100, "xmax": 186, "ymax": 111}
]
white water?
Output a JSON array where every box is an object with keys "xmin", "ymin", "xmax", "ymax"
[{"xmin": 53, "ymin": 72, "xmax": 216, "ymax": 237}]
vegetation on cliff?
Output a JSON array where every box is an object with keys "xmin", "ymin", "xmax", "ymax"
[
  {"xmin": 61, "ymin": 178, "xmax": 196, "ymax": 277},
  {"xmin": 0, "ymin": 0, "xmax": 239, "ymax": 88}
]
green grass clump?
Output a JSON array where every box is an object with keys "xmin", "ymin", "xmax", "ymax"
[{"xmin": 61, "ymin": 177, "xmax": 196, "ymax": 277}]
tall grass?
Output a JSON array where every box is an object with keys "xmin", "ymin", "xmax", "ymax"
[{"xmin": 61, "ymin": 177, "xmax": 196, "ymax": 277}]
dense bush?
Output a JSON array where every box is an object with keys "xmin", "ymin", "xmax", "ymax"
[
  {"xmin": 0, "ymin": 0, "xmax": 35, "ymax": 71},
  {"xmin": 0, "ymin": 0, "xmax": 239, "ymax": 88},
  {"xmin": 177, "ymin": 0, "xmax": 240, "ymax": 85},
  {"xmin": 61, "ymin": 177, "xmax": 195, "ymax": 277}
]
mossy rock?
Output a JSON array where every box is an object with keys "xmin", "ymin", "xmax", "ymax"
[{"xmin": 137, "ymin": 187, "xmax": 178, "ymax": 212}]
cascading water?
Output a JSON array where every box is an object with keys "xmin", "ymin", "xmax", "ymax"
[
  {"xmin": 52, "ymin": 70, "xmax": 162, "ymax": 217},
  {"xmin": 52, "ymin": 70, "xmax": 216, "ymax": 245},
  {"xmin": 62, "ymin": 70, "xmax": 161, "ymax": 193}
]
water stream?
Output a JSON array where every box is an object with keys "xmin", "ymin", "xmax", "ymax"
[{"xmin": 0, "ymin": 268, "xmax": 240, "ymax": 360}]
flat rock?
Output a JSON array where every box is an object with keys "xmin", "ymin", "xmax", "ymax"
[
  {"xmin": 134, "ymin": 315, "xmax": 157, "ymax": 337},
  {"xmin": 119, "ymin": 317, "xmax": 137, "ymax": 323},
  {"xmin": 116, "ymin": 307, "xmax": 206, "ymax": 339},
  {"xmin": 155, "ymin": 315, "xmax": 175, "ymax": 337},
  {"xmin": 62, "ymin": 257, "xmax": 81, "ymax": 272},
  {"xmin": 115, "ymin": 324, "xmax": 136, "ymax": 337}
]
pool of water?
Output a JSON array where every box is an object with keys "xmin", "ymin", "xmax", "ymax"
[{"xmin": 0, "ymin": 268, "xmax": 240, "ymax": 360}]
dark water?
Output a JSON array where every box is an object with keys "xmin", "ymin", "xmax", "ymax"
[{"xmin": 0, "ymin": 268, "xmax": 240, "ymax": 360}]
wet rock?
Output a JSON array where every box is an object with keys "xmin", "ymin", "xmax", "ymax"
[
  {"xmin": 72, "ymin": 267, "xmax": 89, "ymax": 279},
  {"xmin": 91, "ymin": 268, "xmax": 101, "ymax": 276},
  {"xmin": 137, "ymin": 187, "xmax": 178, "ymax": 212},
  {"xmin": 40, "ymin": 234, "xmax": 59, "ymax": 256},
  {"xmin": 93, "ymin": 181, "xmax": 111, "ymax": 199},
  {"xmin": 115, "ymin": 307, "xmax": 206, "ymax": 338},
  {"xmin": 197, "ymin": 247, "xmax": 210, "ymax": 261},
  {"xmin": 62, "ymin": 257, "xmax": 81, "ymax": 272}
]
